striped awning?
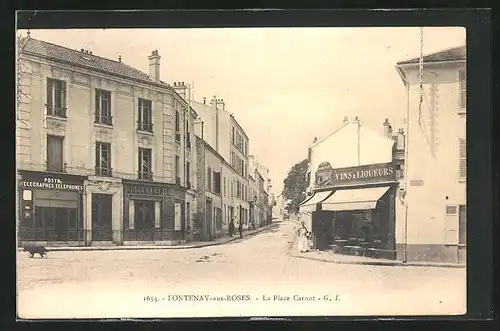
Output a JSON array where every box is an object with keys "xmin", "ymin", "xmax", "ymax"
[
  {"xmin": 321, "ymin": 186, "xmax": 390, "ymax": 211},
  {"xmin": 299, "ymin": 190, "xmax": 333, "ymax": 213}
]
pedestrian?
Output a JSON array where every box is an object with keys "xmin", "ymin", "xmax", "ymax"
[
  {"xmin": 238, "ymin": 220, "xmax": 243, "ymax": 239},
  {"xmin": 297, "ymin": 221, "xmax": 311, "ymax": 253},
  {"xmin": 228, "ymin": 219, "xmax": 234, "ymax": 237}
]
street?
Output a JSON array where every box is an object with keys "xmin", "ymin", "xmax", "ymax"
[{"xmin": 17, "ymin": 221, "xmax": 466, "ymax": 318}]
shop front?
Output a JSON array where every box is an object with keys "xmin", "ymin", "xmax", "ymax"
[
  {"xmin": 18, "ymin": 170, "xmax": 86, "ymax": 246},
  {"xmin": 122, "ymin": 180, "xmax": 187, "ymax": 245},
  {"xmin": 300, "ymin": 162, "xmax": 399, "ymax": 260}
]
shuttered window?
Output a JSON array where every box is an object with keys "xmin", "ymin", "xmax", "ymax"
[
  {"xmin": 444, "ymin": 205, "xmax": 459, "ymax": 245},
  {"xmin": 459, "ymin": 69, "xmax": 466, "ymax": 109},
  {"xmin": 459, "ymin": 138, "xmax": 466, "ymax": 180}
]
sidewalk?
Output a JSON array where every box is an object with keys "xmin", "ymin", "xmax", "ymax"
[
  {"xmin": 286, "ymin": 220, "xmax": 465, "ymax": 269},
  {"xmin": 23, "ymin": 222, "xmax": 280, "ymax": 252}
]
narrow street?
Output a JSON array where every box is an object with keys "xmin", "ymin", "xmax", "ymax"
[{"xmin": 17, "ymin": 221, "xmax": 466, "ymax": 318}]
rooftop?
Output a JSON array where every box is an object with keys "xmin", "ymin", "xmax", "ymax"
[
  {"xmin": 397, "ymin": 45, "xmax": 466, "ymax": 65},
  {"xmin": 19, "ymin": 36, "xmax": 198, "ymax": 117}
]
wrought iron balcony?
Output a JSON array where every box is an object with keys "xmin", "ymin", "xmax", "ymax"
[
  {"xmin": 137, "ymin": 121, "xmax": 153, "ymax": 133},
  {"xmin": 95, "ymin": 166, "xmax": 113, "ymax": 177},
  {"xmin": 45, "ymin": 104, "xmax": 67, "ymax": 118},
  {"xmin": 95, "ymin": 114, "xmax": 113, "ymax": 126},
  {"xmin": 138, "ymin": 170, "xmax": 154, "ymax": 181}
]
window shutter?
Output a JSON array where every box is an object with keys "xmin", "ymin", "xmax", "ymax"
[
  {"xmin": 459, "ymin": 139, "xmax": 466, "ymax": 179},
  {"xmin": 459, "ymin": 69, "xmax": 466, "ymax": 109},
  {"xmin": 46, "ymin": 79, "xmax": 53, "ymax": 107},
  {"xmin": 444, "ymin": 205, "xmax": 459, "ymax": 245}
]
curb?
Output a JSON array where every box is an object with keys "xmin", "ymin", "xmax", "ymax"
[
  {"xmin": 291, "ymin": 250, "xmax": 466, "ymax": 269},
  {"xmin": 19, "ymin": 223, "xmax": 280, "ymax": 252},
  {"xmin": 286, "ymin": 221, "xmax": 465, "ymax": 269}
]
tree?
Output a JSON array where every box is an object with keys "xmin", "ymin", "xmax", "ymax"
[{"xmin": 282, "ymin": 159, "xmax": 308, "ymax": 214}]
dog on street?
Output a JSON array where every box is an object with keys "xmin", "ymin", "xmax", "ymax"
[{"xmin": 22, "ymin": 245, "xmax": 49, "ymax": 258}]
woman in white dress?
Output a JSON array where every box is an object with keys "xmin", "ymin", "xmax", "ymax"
[{"xmin": 297, "ymin": 221, "xmax": 311, "ymax": 253}]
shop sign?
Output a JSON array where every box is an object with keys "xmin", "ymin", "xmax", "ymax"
[
  {"xmin": 20, "ymin": 172, "xmax": 84, "ymax": 191},
  {"xmin": 125, "ymin": 184, "xmax": 169, "ymax": 196},
  {"xmin": 315, "ymin": 162, "xmax": 396, "ymax": 187}
]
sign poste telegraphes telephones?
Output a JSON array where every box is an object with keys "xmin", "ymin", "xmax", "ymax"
[{"xmin": 21, "ymin": 174, "xmax": 84, "ymax": 191}]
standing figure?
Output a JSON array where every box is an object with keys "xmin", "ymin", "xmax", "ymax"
[
  {"xmin": 229, "ymin": 219, "xmax": 234, "ymax": 237},
  {"xmin": 297, "ymin": 221, "xmax": 311, "ymax": 253},
  {"xmin": 238, "ymin": 219, "xmax": 243, "ymax": 239}
]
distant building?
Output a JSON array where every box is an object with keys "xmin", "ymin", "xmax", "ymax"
[
  {"xmin": 193, "ymin": 97, "xmax": 250, "ymax": 232},
  {"xmin": 395, "ymin": 45, "xmax": 466, "ymax": 263},
  {"xmin": 16, "ymin": 36, "xmax": 198, "ymax": 247}
]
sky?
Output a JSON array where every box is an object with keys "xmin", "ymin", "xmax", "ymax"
[{"xmin": 18, "ymin": 27, "xmax": 466, "ymax": 195}]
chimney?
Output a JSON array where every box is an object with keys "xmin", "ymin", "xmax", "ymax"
[
  {"xmin": 383, "ymin": 118, "xmax": 392, "ymax": 137},
  {"xmin": 396, "ymin": 128, "xmax": 405, "ymax": 149},
  {"xmin": 313, "ymin": 137, "xmax": 318, "ymax": 143},
  {"xmin": 353, "ymin": 116, "xmax": 360, "ymax": 123},
  {"xmin": 118, "ymin": 55, "xmax": 122, "ymax": 62},
  {"xmin": 216, "ymin": 98, "xmax": 225, "ymax": 111},
  {"xmin": 343, "ymin": 116, "xmax": 348, "ymax": 124},
  {"xmin": 89, "ymin": 51, "xmax": 92, "ymax": 55},
  {"xmin": 148, "ymin": 50, "xmax": 161, "ymax": 82},
  {"xmin": 203, "ymin": 97, "xmax": 206, "ymax": 105},
  {"xmin": 172, "ymin": 81, "xmax": 188, "ymax": 100},
  {"xmin": 80, "ymin": 49, "xmax": 84, "ymax": 53}
]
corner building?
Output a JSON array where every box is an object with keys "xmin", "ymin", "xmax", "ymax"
[
  {"xmin": 16, "ymin": 37, "xmax": 198, "ymax": 246},
  {"xmin": 395, "ymin": 46, "xmax": 466, "ymax": 263}
]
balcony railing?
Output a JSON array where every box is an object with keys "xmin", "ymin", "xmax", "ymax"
[
  {"xmin": 95, "ymin": 114, "xmax": 113, "ymax": 126},
  {"xmin": 45, "ymin": 161, "xmax": 67, "ymax": 173},
  {"xmin": 95, "ymin": 166, "xmax": 113, "ymax": 177},
  {"xmin": 137, "ymin": 121, "xmax": 153, "ymax": 133},
  {"xmin": 138, "ymin": 170, "xmax": 153, "ymax": 181},
  {"xmin": 45, "ymin": 104, "xmax": 67, "ymax": 118}
]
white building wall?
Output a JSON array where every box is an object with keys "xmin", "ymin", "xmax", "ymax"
[{"xmin": 399, "ymin": 62, "xmax": 466, "ymax": 262}]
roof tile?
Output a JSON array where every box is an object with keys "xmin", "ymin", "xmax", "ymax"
[{"xmin": 397, "ymin": 45, "xmax": 466, "ymax": 65}]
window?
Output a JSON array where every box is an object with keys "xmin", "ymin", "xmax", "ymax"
[
  {"xmin": 223, "ymin": 177, "xmax": 227, "ymax": 196},
  {"xmin": 138, "ymin": 98, "xmax": 153, "ymax": 132},
  {"xmin": 175, "ymin": 111, "xmax": 181, "ymax": 142},
  {"xmin": 95, "ymin": 141, "xmax": 112, "ymax": 176},
  {"xmin": 207, "ymin": 167, "xmax": 212, "ymax": 191},
  {"xmin": 214, "ymin": 172, "xmax": 221, "ymax": 195},
  {"xmin": 46, "ymin": 78, "xmax": 67, "ymax": 118},
  {"xmin": 175, "ymin": 155, "xmax": 180, "ymax": 184},
  {"xmin": 459, "ymin": 205, "xmax": 466, "ymax": 245},
  {"xmin": 232, "ymin": 127, "xmax": 235, "ymax": 143},
  {"xmin": 459, "ymin": 138, "xmax": 466, "ymax": 180},
  {"xmin": 230, "ymin": 181, "xmax": 233, "ymax": 197},
  {"xmin": 185, "ymin": 118, "xmax": 191, "ymax": 149},
  {"xmin": 46, "ymin": 135, "xmax": 64, "ymax": 172},
  {"xmin": 459, "ymin": 69, "xmax": 466, "ymax": 110},
  {"xmin": 186, "ymin": 161, "xmax": 191, "ymax": 186},
  {"xmin": 95, "ymin": 89, "xmax": 112, "ymax": 125},
  {"xmin": 138, "ymin": 148, "xmax": 152, "ymax": 180}
]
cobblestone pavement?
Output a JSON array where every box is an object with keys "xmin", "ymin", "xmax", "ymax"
[{"xmin": 17, "ymin": 221, "xmax": 466, "ymax": 318}]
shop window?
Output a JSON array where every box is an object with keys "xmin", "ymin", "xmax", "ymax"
[
  {"xmin": 138, "ymin": 148, "xmax": 153, "ymax": 180},
  {"xmin": 135, "ymin": 200, "xmax": 155, "ymax": 230},
  {"xmin": 459, "ymin": 69, "xmax": 466, "ymax": 110},
  {"xmin": 395, "ymin": 163, "xmax": 404, "ymax": 179},
  {"xmin": 47, "ymin": 135, "xmax": 64, "ymax": 172},
  {"xmin": 137, "ymin": 98, "xmax": 153, "ymax": 132},
  {"xmin": 46, "ymin": 78, "xmax": 67, "ymax": 118},
  {"xmin": 95, "ymin": 89, "xmax": 112, "ymax": 125},
  {"xmin": 95, "ymin": 141, "xmax": 112, "ymax": 176}
]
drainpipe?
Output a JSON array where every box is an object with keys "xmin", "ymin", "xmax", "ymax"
[{"xmin": 403, "ymin": 74, "xmax": 410, "ymax": 264}]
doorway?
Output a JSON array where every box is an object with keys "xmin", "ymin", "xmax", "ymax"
[
  {"xmin": 206, "ymin": 199, "xmax": 212, "ymax": 240},
  {"xmin": 134, "ymin": 200, "xmax": 155, "ymax": 241},
  {"xmin": 92, "ymin": 193, "xmax": 113, "ymax": 240}
]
